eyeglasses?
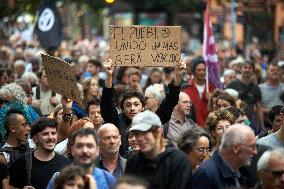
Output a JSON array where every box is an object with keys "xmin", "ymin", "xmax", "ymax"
[
  {"xmin": 239, "ymin": 143, "xmax": 259, "ymax": 150},
  {"xmin": 196, "ymin": 147, "xmax": 211, "ymax": 153}
]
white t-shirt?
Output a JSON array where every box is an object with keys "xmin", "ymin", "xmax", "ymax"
[{"xmin": 195, "ymin": 83, "xmax": 205, "ymax": 99}]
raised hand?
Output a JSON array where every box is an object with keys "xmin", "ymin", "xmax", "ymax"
[{"xmin": 173, "ymin": 60, "xmax": 186, "ymax": 86}]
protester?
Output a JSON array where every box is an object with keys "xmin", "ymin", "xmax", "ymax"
[
  {"xmin": 227, "ymin": 60, "xmax": 264, "ymax": 133},
  {"xmin": 9, "ymin": 117, "xmax": 70, "ymax": 189},
  {"xmin": 164, "ymin": 92, "xmax": 197, "ymax": 146},
  {"xmin": 32, "ymin": 69, "xmax": 61, "ymax": 116},
  {"xmin": 177, "ymin": 127, "xmax": 211, "ymax": 171},
  {"xmin": 206, "ymin": 109, "xmax": 235, "ymax": 154},
  {"xmin": 125, "ymin": 110, "xmax": 192, "ymax": 189},
  {"xmin": 258, "ymin": 105, "xmax": 283, "ymax": 139},
  {"xmin": 191, "ymin": 124, "xmax": 258, "ymax": 189},
  {"xmin": 97, "ymin": 123, "xmax": 126, "ymax": 178},
  {"xmin": 47, "ymin": 128, "xmax": 116, "ymax": 189},
  {"xmin": 185, "ymin": 56, "xmax": 215, "ymax": 127},
  {"xmin": 0, "ymin": 101, "xmax": 33, "ymax": 166},
  {"xmin": 54, "ymin": 165, "xmax": 97, "ymax": 189},
  {"xmin": 101, "ymin": 59, "xmax": 185, "ymax": 156},
  {"xmin": 258, "ymin": 106, "xmax": 284, "ymax": 149},
  {"xmin": 82, "ymin": 78, "xmax": 101, "ymax": 107},
  {"xmin": 85, "ymin": 99, "xmax": 103, "ymax": 130},
  {"xmin": 256, "ymin": 148, "xmax": 284, "ymax": 189},
  {"xmin": 114, "ymin": 175, "xmax": 149, "ymax": 189}
]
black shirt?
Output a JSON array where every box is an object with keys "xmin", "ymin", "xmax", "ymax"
[{"xmin": 9, "ymin": 152, "xmax": 71, "ymax": 189}]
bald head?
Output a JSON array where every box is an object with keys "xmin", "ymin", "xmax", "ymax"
[
  {"xmin": 97, "ymin": 123, "xmax": 119, "ymax": 137},
  {"xmin": 220, "ymin": 124, "xmax": 255, "ymax": 149},
  {"xmin": 176, "ymin": 92, "xmax": 192, "ymax": 115},
  {"xmin": 97, "ymin": 123, "xmax": 121, "ymax": 156}
]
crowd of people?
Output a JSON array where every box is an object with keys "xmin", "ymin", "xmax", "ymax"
[{"xmin": 0, "ymin": 27, "xmax": 284, "ymax": 189}]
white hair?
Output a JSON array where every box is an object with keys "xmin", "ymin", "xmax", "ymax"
[
  {"xmin": 144, "ymin": 84, "xmax": 165, "ymax": 102},
  {"xmin": 14, "ymin": 59, "xmax": 26, "ymax": 68},
  {"xmin": 21, "ymin": 72, "xmax": 39, "ymax": 85},
  {"xmin": 257, "ymin": 148, "xmax": 284, "ymax": 171},
  {"xmin": 78, "ymin": 55, "xmax": 89, "ymax": 64},
  {"xmin": 0, "ymin": 83, "xmax": 27, "ymax": 104},
  {"xmin": 220, "ymin": 124, "xmax": 254, "ymax": 150}
]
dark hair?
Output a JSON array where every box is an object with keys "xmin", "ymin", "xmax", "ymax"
[
  {"xmin": 85, "ymin": 99, "xmax": 101, "ymax": 114},
  {"xmin": 30, "ymin": 117, "xmax": 57, "ymax": 138},
  {"xmin": 191, "ymin": 56, "xmax": 205, "ymax": 74},
  {"xmin": 120, "ymin": 90, "xmax": 146, "ymax": 111},
  {"xmin": 224, "ymin": 106, "xmax": 246, "ymax": 121},
  {"xmin": 177, "ymin": 127, "xmax": 211, "ymax": 154},
  {"xmin": 241, "ymin": 59, "xmax": 255, "ymax": 70},
  {"xmin": 115, "ymin": 67, "xmax": 128, "ymax": 84},
  {"xmin": 115, "ymin": 175, "xmax": 149, "ymax": 189},
  {"xmin": 54, "ymin": 165, "xmax": 86, "ymax": 189},
  {"xmin": 269, "ymin": 105, "xmax": 284, "ymax": 122},
  {"xmin": 71, "ymin": 127, "xmax": 99, "ymax": 146},
  {"xmin": 215, "ymin": 93, "xmax": 236, "ymax": 108},
  {"xmin": 0, "ymin": 68, "xmax": 7, "ymax": 78},
  {"xmin": 87, "ymin": 59, "xmax": 102, "ymax": 68}
]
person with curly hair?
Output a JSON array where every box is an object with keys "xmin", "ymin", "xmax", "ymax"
[{"xmin": 206, "ymin": 109, "xmax": 235, "ymax": 155}]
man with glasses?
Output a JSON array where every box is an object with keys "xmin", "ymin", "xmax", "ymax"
[
  {"xmin": 192, "ymin": 124, "xmax": 258, "ymax": 189},
  {"xmin": 258, "ymin": 107, "xmax": 284, "ymax": 149},
  {"xmin": 256, "ymin": 148, "xmax": 284, "ymax": 189},
  {"xmin": 164, "ymin": 92, "xmax": 197, "ymax": 146}
]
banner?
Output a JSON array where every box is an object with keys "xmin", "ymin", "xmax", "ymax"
[
  {"xmin": 203, "ymin": 5, "xmax": 222, "ymax": 89},
  {"xmin": 34, "ymin": 0, "xmax": 63, "ymax": 50}
]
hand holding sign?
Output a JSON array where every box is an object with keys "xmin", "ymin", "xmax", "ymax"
[
  {"xmin": 103, "ymin": 59, "xmax": 115, "ymax": 88},
  {"xmin": 41, "ymin": 54, "xmax": 82, "ymax": 105},
  {"xmin": 173, "ymin": 60, "xmax": 186, "ymax": 86}
]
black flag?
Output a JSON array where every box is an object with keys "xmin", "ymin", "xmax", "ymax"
[{"xmin": 34, "ymin": 0, "xmax": 63, "ymax": 50}]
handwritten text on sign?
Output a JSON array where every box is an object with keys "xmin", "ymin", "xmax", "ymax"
[
  {"xmin": 110, "ymin": 26, "xmax": 181, "ymax": 67},
  {"xmin": 41, "ymin": 54, "xmax": 82, "ymax": 105}
]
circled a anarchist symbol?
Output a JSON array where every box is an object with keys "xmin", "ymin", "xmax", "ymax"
[{"xmin": 38, "ymin": 8, "xmax": 55, "ymax": 32}]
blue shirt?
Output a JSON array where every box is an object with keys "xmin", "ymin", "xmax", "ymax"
[
  {"xmin": 191, "ymin": 151, "xmax": 241, "ymax": 189},
  {"xmin": 46, "ymin": 166, "xmax": 116, "ymax": 189}
]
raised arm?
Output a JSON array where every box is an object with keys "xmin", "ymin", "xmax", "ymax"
[
  {"xmin": 100, "ymin": 59, "xmax": 120, "ymax": 127},
  {"xmin": 57, "ymin": 96, "xmax": 72, "ymax": 143},
  {"xmin": 156, "ymin": 60, "xmax": 186, "ymax": 124}
]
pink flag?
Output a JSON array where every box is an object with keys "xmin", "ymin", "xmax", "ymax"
[{"xmin": 203, "ymin": 4, "xmax": 222, "ymax": 89}]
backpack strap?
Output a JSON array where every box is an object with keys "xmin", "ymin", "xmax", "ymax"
[
  {"xmin": 36, "ymin": 86, "xmax": 40, "ymax": 100},
  {"xmin": 25, "ymin": 150, "xmax": 33, "ymax": 186}
]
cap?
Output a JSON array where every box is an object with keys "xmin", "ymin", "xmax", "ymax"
[{"xmin": 129, "ymin": 110, "xmax": 162, "ymax": 132}]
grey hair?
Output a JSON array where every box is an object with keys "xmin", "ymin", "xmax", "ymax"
[
  {"xmin": 21, "ymin": 72, "xmax": 39, "ymax": 85},
  {"xmin": 14, "ymin": 59, "xmax": 26, "ymax": 68},
  {"xmin": 220, "ymin": 124, "xmax": 254, "ymax": 150},
  {"xmin": 0, "ymin": 83, "xmax": 28, "ymax": 104},
  {"xmin": 257, "ymin": 148, "xmax": 284, "ymax": 171},
  {"xmin": 144, "ymin": 84, "xmax": 165, "ymax": 102}
]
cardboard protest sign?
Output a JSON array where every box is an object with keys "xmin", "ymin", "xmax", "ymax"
[
  {"xmin": 41, "ymin": 54, "xmax": 82, "ymax": 105},
  {"xmin": 110, "ymin": 25, "xmax": 181, "ymax": 67}
]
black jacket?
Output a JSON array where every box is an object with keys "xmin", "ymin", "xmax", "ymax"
[
  {"xmin": 101, "ymin": 82, "xmax": 180, "ymax": 157},
  {"xmin": 125, "ymin": 144, "xmax": 192, "ymax": 189}
]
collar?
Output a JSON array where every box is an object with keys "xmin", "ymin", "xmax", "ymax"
[{"xmin": 214, "ymin": 151, "xmax": 241, "ymax": 179}]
